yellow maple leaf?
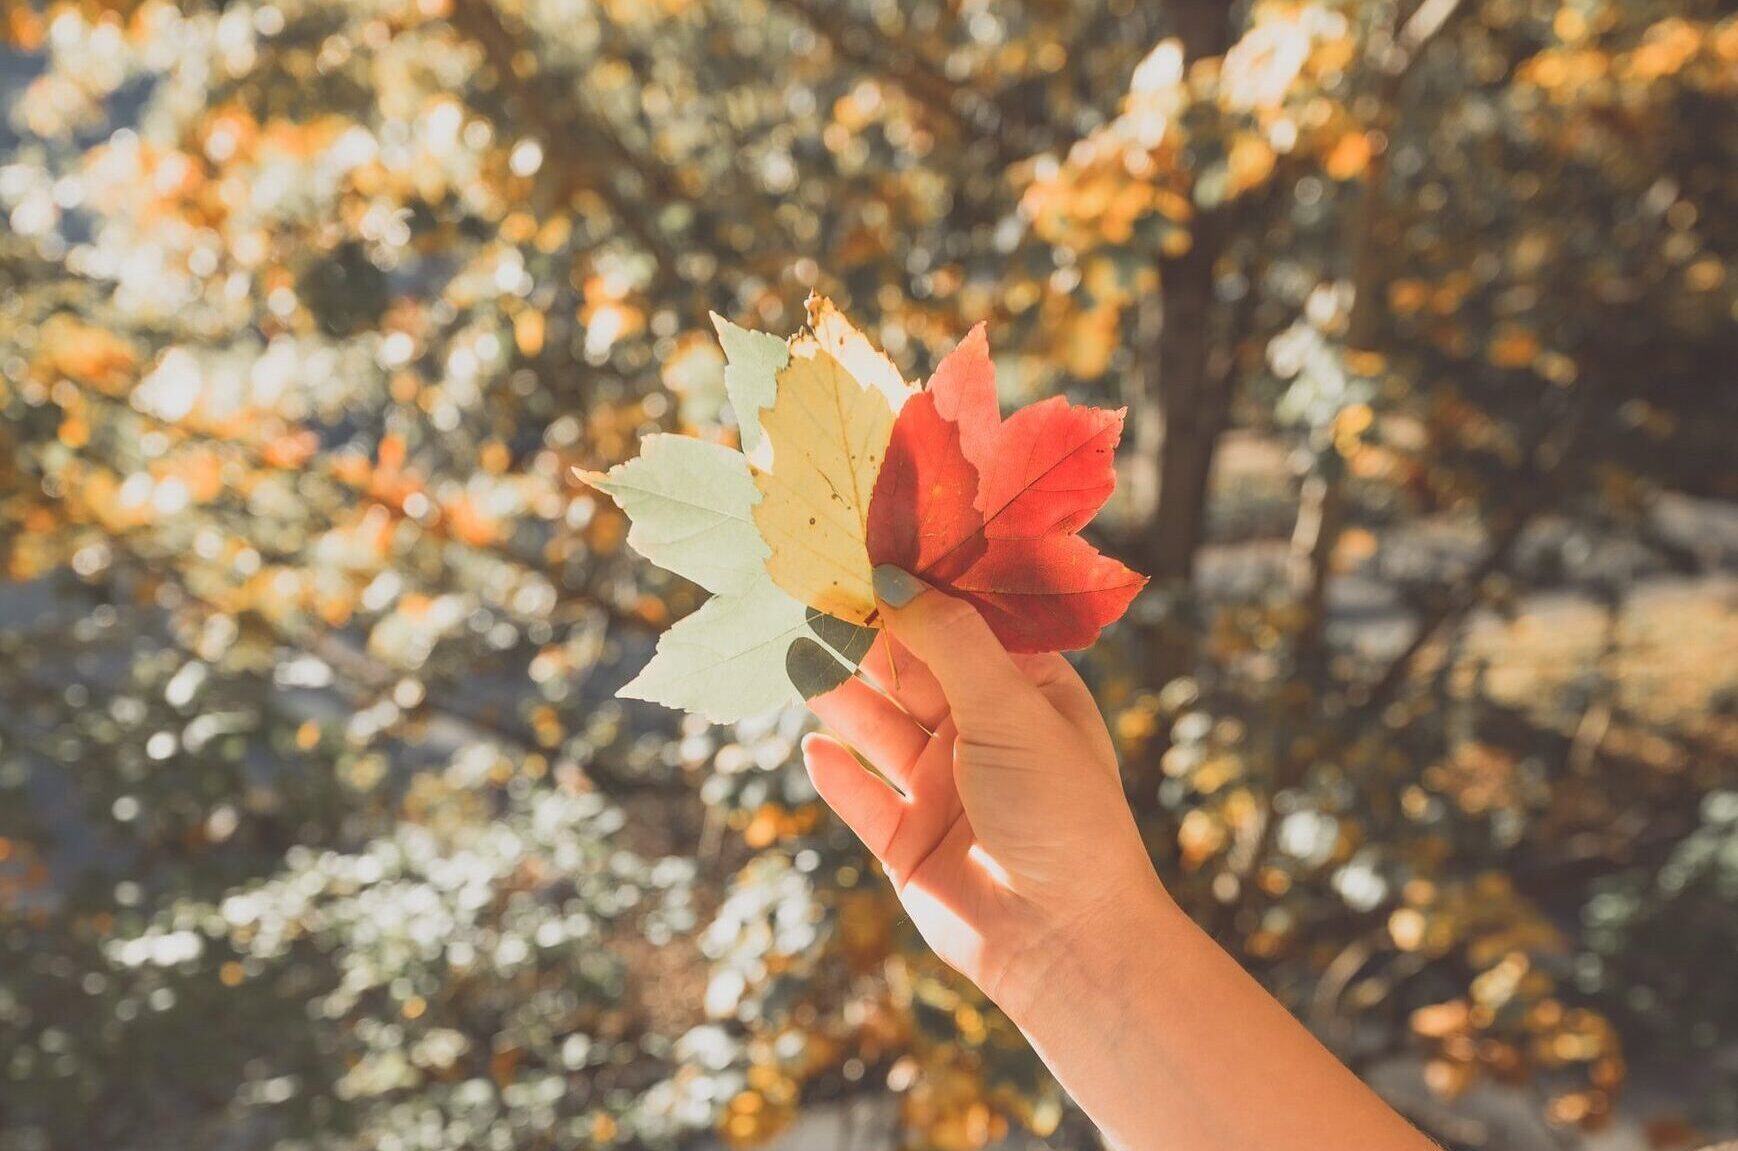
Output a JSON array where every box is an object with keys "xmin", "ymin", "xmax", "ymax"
[
  {"xmin": 801, "ymin": 294, "xmax": 914, "ymax": 416},
  {"xmin": 752, "ymin": 348, "xmax": 895, "ymax": 624}
]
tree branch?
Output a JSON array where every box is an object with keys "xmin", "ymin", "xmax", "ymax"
[
  {"xmin": 446, "ymin": 0, "xmax": 686, "ymax": 278},
  {"xmin": 1344, "ymin": 388, "xmax": 1591, "ymax": 730},
  {"xmin": 772, "ymin": 0, "xmax": 1043, "ymax": 171}
]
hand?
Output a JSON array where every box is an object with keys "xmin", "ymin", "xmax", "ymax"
[
  {"xmin": 808, "ymin": 569, "xmax": 1439, "ymax": 1151},
  {"xmin": 805, "ymin": 566, "xmax": 1152, "ymax": 1008},
  {"xmin": 804, "ymin": 564, "xmax": 1165, "ymax": 1014}
]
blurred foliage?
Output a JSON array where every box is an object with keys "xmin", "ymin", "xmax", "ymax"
[{"xmin": 0, "ymin": 0, "xmax": 1734, "ymax": 1149}]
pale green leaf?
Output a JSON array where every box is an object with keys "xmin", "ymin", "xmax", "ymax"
[
  {"xmin": 710, "ymin": 312, "xmax": 788, "ymax": 457},
  {"xmin": 578, "ymin": 434, "xmax": 766, "ymax": 595},
  {"xmin": 619, "ymin": 576, "xmax": 872, "ymax": 723}
]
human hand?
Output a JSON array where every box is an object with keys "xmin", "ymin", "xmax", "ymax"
[
  {"xmin": 803, "ymin": 564, "xmax": 1167, "ymax": 1015},
  {"xmin": 807, "ymin": 569, "xmax": 1440, "ymax": 1151}
]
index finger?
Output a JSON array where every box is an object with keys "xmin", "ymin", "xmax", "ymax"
[{"xmin": 859, "ymin": 632, "xmax": 948, "ymax": 733}]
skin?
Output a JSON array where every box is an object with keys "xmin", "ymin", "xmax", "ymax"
[{"xmin": 804, "ymin": 569, "xmax": 1440, "ymax": 1151}]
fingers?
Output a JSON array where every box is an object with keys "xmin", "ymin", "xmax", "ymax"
[
  {"xmin": 859, "ymin": 632, "xmax": 948, "ymax": 732},
  {"xmin": 804, "ymin": 731, "xmax": 962, "ymax": 879},
  {"xmin": 871, "ymin": 566, "xmax": 1041, "ymax": 730},
  {"xmin": 808, "ymin": 675, "xmax": 929, "ymax": 791},
  {"xmin": 802, "ymin": 734, "xmax": 903, "ymax": 861}
]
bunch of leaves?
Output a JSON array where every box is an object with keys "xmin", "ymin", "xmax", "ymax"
[{"xmin": 580, "ymin": 297, "xmax": 1145, "ymax": 723}]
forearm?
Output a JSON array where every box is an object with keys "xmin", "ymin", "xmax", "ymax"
[{"xmin": 994, "ymin": 880, "xmax": 1437, "ymax": 1151}]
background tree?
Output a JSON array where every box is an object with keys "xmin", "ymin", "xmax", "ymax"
[{"xmin": 1, "ymin": 1, "xmax": 1733, "ymax": 1149}]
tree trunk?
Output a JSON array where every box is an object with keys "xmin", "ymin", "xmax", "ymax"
[
  {"xmin": 1130, "ymin": 0, "xmax": 1236, "ymax": 692},
  {"xmin": 1123, "ymin": 1, "xmax": 1237, "ymax": 802},
  {"xmin": 1140, "ymin": 213, "xmax": 1234, "ymax": 592}
]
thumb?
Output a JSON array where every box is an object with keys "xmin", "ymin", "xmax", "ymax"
[{"xmin": 872, "ymin": 565, "xmax": 1039, "ymax": 729}]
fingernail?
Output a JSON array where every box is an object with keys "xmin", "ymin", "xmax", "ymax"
[{"xmin": 873, "ymin": 564, "xmax": 924, "ymax": 607}]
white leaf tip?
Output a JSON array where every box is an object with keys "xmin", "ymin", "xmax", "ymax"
[{"xmin": 571, "ymin": 466, "xmax": 610, "ymax": 488}]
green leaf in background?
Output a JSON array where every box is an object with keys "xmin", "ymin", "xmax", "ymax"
[
  {"xmin": 710, "ymin": 312, "xmax": 788, "ymax": 458},
  {"xmin": 577, "ymin": 434, "xmax": 767, "ymax": 595}
]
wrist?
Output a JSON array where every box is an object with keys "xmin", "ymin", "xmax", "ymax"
[{"xmin": 988, "ymin": 864, "xmax": 1184, "ymax": 1029}]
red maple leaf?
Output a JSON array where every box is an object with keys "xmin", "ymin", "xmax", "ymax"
[{"xmin": 866, "ymin": 326, "xmax": 1147, "ymax": 652}]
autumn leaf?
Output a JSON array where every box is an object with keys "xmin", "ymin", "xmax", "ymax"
[
  {"xmin": 577, "ymin": 430, "xmax": 876, "ymax": 722},
  {"xmin": 577, "ymin": 434, "xmax": 768, "ymax": 595},
  {"xmin": 867, "ymin": 327, "xmax": 1146, "ymax": 652},
  {"xmin": 862, "ymin": 385, "xmax": 987, "ymax": 585},
  {"xmin": 618, "ymin": 575, "xmax": 872, "ymax": 722},
  {"xmin": 930, "ymin": 326, "xmax": 1124, "ymax": 539},
  {"xmin": 801, "ymin": 293, "xmax": 914, "ymax": 416},
  {"xmin": 751, "ymin": 347, "xmax": 899, "ymax": 625},
  {"xmin": 926, "ymin": 323, "xmax": 1000, "ymax": 451},
  {"xmin": 579, "ymin": 301, "xmax": 916, "ymax": 721},
  {"xmin": 710, "ymin": 312, "xmax": 787, "ymax": 461},
  {"xmin": 943, "ymin": 533, "xmax": 1148, "ymax": 652}
]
